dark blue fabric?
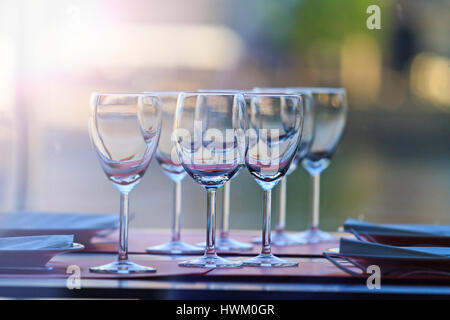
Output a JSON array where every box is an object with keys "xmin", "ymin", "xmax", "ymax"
[
  {"xmin": 343, "ymin": 218, "xmax": 450, "ymax": 237},
  {"xmin": 340, "ymin": 238, "xmax": 450, "ymax": 259}
]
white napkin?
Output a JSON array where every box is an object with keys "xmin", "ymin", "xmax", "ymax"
[
  {"xmin": 0, "ymin": 235, "xmax": 74, "ymax": 251},
  {"xmin": 0, "ymin": 212, "xmax": 118, "ymax": 230}
]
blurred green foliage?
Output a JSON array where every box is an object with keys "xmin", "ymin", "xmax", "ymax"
[{"xmin": 258, "ymin": 0, "xmax": 393, "ymax": 54}]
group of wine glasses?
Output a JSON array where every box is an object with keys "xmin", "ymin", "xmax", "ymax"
[{"xmin": 89, "ymin": 87, "xmax": 347, "ymax": 273}]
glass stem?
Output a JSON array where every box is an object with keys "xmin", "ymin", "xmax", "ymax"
[
  {"xmin": 261, "ymin": 189, "xmax": 272, "ymax": 255},
  {"xmin": 205, "ymin": 189, "xmax": 217, "ymax": 256},
  {"xmin": 118, "ymin": 192, "xmax": 129, "ymax": 262},
  {"xmin": 311, "ymin": 174, "xmax": 320, "ymax": 229},
  {"xmin": 276, "ymin": 177, "xmax": 287, "ymax": 233},
  {"xmin": 171, "ymin": 181, "xmax": 182, "ymax": 242},
  {"xmin": 221, "ymin": 181, "xmax": 230, "ymax": 239}
]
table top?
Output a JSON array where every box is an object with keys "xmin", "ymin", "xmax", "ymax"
[{"xmin": 1, "ymin": 230, "xmax": 450, "ymax": 299}]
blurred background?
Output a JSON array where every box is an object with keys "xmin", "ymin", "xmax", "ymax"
[{"xmin": 0, "ymin": 0, "xmax": 448, "ymax": 232}]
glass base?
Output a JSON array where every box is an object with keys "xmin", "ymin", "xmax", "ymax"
[
  {"xmin": 197, "ymin": 237, "xmax": 253, "ymax": 251},
  {"xmin": 242, "ymin": 253, "xmax": 298, "ymax": 267},
  {"xmin": 90, "ymin": 260, "xmax": 156, "ymax": 274},
  {"xmin": 272, "ymin": 231, "xmax": 304, "ymax": 246},
  {"xmin": 251, "ymin": 236, "xmax": 262, "ymax": 244},
  {"xmin": 294, "ymin": 228, "xmax": 335, "ymax": 244},
  {"xmin": 178, "ymin": 253, "xmax": 242, "ymax": 268},
  {"xmin": 146, "ymin": 241, "xmax": 203, "ymax": 255},
  {"xmin": 251, "ymin": 231, "xmax": 303, "ymax": 246}
]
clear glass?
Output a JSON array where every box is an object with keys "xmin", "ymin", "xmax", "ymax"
[
  {"xmin": 0, "ymin": 103, "xmax": 18, "ymax": 211},
  {"xmin": 196, "ymin": 90, "xmax": 253, "ymax": 251},
  {"xmin": 243, "ymin": 93, "xmax": 303, "ymax": 267},
  {"xmin": 174, "ymin": 92, "xmax": 247, "ymax": 268},
  {"xmin": 89, "ymin": 93, "xmax": 161, "ymax": 273},
  {"xmin": 216, "ymin": 180, "xmax": 253, "ymax": 251},
  {"xmin": 293, "ymin": 87, "xmax": 348, "ymax": 243},
  {"xmin": 251, "ymin": 88, "xmax": 315, "ymax": 246},
  {"xmin": 144, "ymin": 92, "xmax": 202, "ymax": 255}
]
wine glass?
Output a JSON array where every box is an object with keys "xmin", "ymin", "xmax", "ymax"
[
  {"xmin": 251, "ymin": 87, "xmax": 315, "ymax": 246},
  {"xmin": 293, "ymin": 87, "xmax": 347, "ymax": 243},
  {"xmin": 144, "ymin": 92, "xmax": 203, "ymax": 255},
  {"xmin": 173, "ymin": 92, "xmax": 247, "ymax": 268},
  {"xmin": 196, "ymin": 89, "xmax": 252, "ymax": 252},
  {"xmin": 243, "ymin": 93, "xmax": 303, "ymax": 267},
  {"xmin": 89, "ymin": 93, "xmax": 161, "ymax": 273},
  {"xmin": 0, "ymin": 102, "xmax": 17, "ymax": 211}
]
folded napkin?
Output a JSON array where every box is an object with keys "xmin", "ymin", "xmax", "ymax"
[
  {"xmin": 0, "ymin": 212, "xmax": 118, "ymax": 230},
  {"xmin": 340, "ymin": 238, "xmax": 450, "ymax": 259},
  {"xmin": 0, "ymin": 235, "xmax": 74, "ymax": 251},
  {"xmin": 343, "ymin": 218, "xmax": 450, "ymax": 237}
]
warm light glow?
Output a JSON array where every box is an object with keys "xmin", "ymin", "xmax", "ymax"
[
  {"xmin": 28, "ymin": 23, "xmax": 244, "ymax": 72},
  {"xmin": 340, "ymin": 34, "xmax": 381, "ymax": 106},
  {"xmin": 410, "ymin": 52, "xmax": 450, "ymax": 110},
  {"xmin": 0, "ymin": 36, "xmax": 15, "ymax": 111}
]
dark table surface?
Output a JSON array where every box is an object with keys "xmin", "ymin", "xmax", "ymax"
[{"xmin": 1, "ymin": 230, "xmax": 450, "ymax": 299}]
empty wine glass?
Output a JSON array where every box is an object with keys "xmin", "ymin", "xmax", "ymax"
[
  {"xmin": 144, "ymin": 92, "xmax": 203, "ymax": 255},
  {"xmin": 243, "ymin": 93, "xmax": 303, "ymax": 267},
  {"xmin": 251, "ymin": 87, "xmax": 314, "ymax": 246},
  {"xmin": 174, "ymin": 92, "xmax": 247, "ymax": 268},
  {"xmin": 0, "ymin": 102, "xmax": 17, "ymax": 211},
  {"xmin": 293, "ymin": 88, "xmax": 347, "ymax": 243},
  {"xmin": 196, "ymin": 89, "xmax": 252, "ymax": 252},
  {"xmin": 89, "ymin": 93, "xmax": 161, "ymax": 273}
]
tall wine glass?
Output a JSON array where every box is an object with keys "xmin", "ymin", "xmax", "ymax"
[
  {"xmin": 252, "ymin": 88, "xmax": 315, "ymax": 246},
  {"xmin": 294, "ymin": 88, "xmax": 347, "ymax": 243},
  {"xmin": 243, "ymin": 93, "xmax": 303, "ymax": 267},
  {"xmin": 89, "ymin": 93, "xmax": 161, "ymax": 273},
  {"xmin": 197, "ymin": 89, "xmax": 252, "ymax": 252},
  {"xmin": 174, "ymin": 92, "xmax": 247, "ymax": 268},
  {"xmin": 144, "ymin": 92, "xmax": 203, "ymax": 255}
]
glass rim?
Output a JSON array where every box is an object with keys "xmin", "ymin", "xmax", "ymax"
[
  {"xmin": 253, "ymin": 87, "xmax": 310, "ymax": 92},
  {"xmin": 91, "ymin": 92, "xmax": 160, "ymax": 97},
  {"xmin": 243, "ymin": 92, "xmax": 302, "ymax": 98},
  {"xmin": 180, "ymin": 91, "xmax": 243, "ymax": 96},
  {"xmin": 253, "ymin": 87, "xmax": 345, "ymax": 94},
  {"xmin": 143, "ymin": 91, "xmax": 182, "ymax": 95},
  {"xmin": 198, "ymin": 89, "xmax": 246, "ymax": 93},
  {"xmin": 287, "ymin": 87, "xmax": 346, "ymax": 94}
]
